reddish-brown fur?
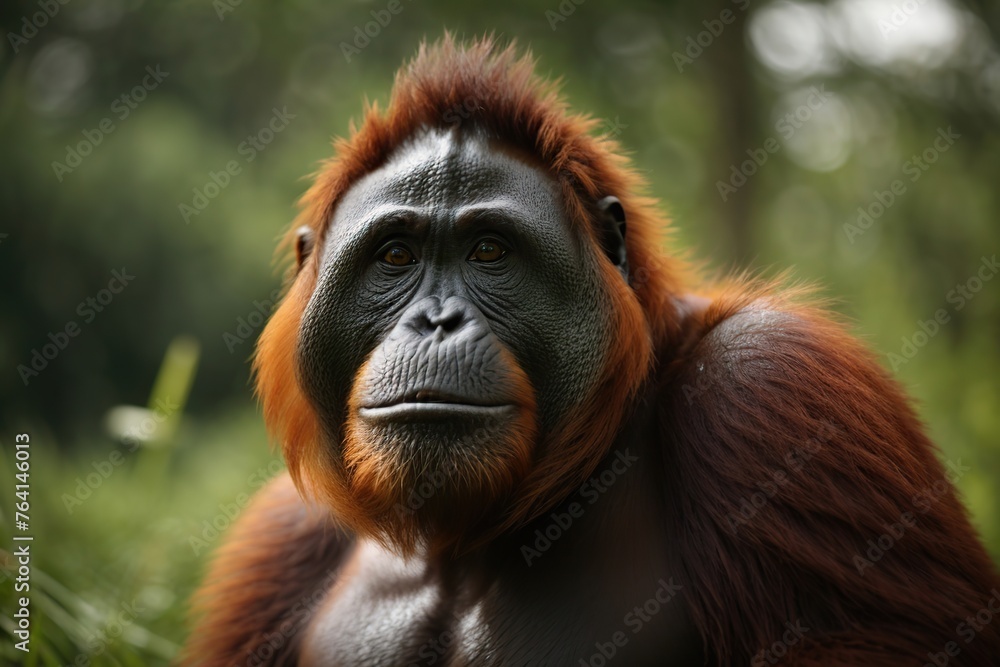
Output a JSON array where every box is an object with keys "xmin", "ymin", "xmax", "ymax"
[
  {"xmin": 253, "ymin": 36, "xmax": 662, "ymax": 556},
  {"xmin": 660, "ymin": 287, "xmax": 1000, "ymax": 664},
  {"xmin": 184, "ymin": 35, "xmax": 1000, "ymax": 666},
  {"xmin": 184, "ymin": 475, "xmax": 351, "ymax": 666},
  {"xmin": 342, "ymin": 348, "xmax": 538, "ymax": 550}
]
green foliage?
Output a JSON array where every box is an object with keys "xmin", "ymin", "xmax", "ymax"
[
  {"xmin": 1, "ymin": 0, "xmax": 998, "ymax": 661},
  {"xmin": 0, "ymin": 407, "xmax": 279, "ymax": 665}
]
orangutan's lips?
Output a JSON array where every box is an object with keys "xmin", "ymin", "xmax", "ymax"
[{"xmin": 360, "ymin": 390, "xmax": 513, "ymax": 422}]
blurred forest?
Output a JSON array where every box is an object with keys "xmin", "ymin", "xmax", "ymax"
[{"xmin": 1, "ymin": 0, "xmax": 999, "ymax": 663}]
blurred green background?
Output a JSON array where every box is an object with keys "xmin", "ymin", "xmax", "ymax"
[{"xmin": 1, "ymin": 0, "xmax": 999, "ymax": 663}]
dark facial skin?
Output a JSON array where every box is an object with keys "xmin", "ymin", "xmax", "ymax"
[
  {"xmin": 289, "ymin": 129, "xmax": 705, "ymax": 665},
  {"xmin": 296, "ymin": 128, "xmax": 626, "ymax": 506}
]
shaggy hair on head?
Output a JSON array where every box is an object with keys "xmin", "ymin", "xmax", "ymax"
[{"xmin": 253, "ymin": 34, "xmax": 683, "ymax": 554}]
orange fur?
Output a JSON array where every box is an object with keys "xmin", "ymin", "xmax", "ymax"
[
  {"xmin": 181, "ymin": 474, "xmax": 351, "ymax": 666},
  {"xmin": 186, "ymin": 34, "xmax": 1000, "ymax": 666},
  {"xmin": 340, "ymin": 347, "xmax": 538, "ymax": 552},
  {"xmin": 253, "ymin": 34, "xmax": 684, "ymax": 552}
]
